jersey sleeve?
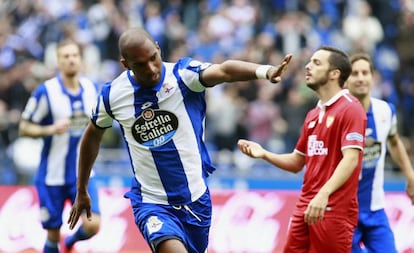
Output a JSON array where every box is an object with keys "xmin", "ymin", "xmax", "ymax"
[
  {"xmin": 387, "ymin": 102, "xmax": 398, "ymax": 137},
  {"xmin": 341, "ymin": 103, "xmax": 366, "ymax": 151},
  {"xmin": 21, "ymin": 84, "xmax": 49, "ymax": 124},
  {"xmin": 175, "ymin": 57, "xmax": 212, "ymax": 92},
  {"xmin": 90, "ymin": 82, "xmax": 114, "ymax": 129}
]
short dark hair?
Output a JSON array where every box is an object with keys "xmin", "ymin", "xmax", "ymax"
[
  {"xmin": 318, "ymin": 46, "xmax": 351, "ymax": 87},
  {"xmin": 56, "ymin": 38, "xmax": 82, "ymax": 56},
  {"xmin": 350, "ymin": 53, "xmax": 374, "ymax": 73}
]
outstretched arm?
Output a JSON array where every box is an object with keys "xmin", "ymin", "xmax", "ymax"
[
  {"xmin": 68, "ymin": 122, "xmax": 106, "ymax": 229},
  {"xmin": 387, "ymin": 134, "xmax": 414, "ymax": 205},
  {"xmin": 237, "ymin": 139, "xmax": 305, "ymax": 173},
  {"xmin": 201, "ymin": 54, "xmax": 293, "ymax": 87}
]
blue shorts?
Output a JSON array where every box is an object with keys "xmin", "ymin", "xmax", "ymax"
[
  {"xmin": 352, "ymin": 208, "xmax": 397, "ymax": 253},
  {"xmin": 36, "ymin": 177, "xmax": 100, "ymax": 229},
  {"xmin": 128, "ymin": 189, "xmax": 212, "ymax": 253}
]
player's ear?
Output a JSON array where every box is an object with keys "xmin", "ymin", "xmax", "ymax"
[
  {"xmin": 329, "ymin": 69, "xmax": 340, "ymax": 80},
  {"xmin": 120, "ymin": 58, "xmax": 130, "ymax": 70}
]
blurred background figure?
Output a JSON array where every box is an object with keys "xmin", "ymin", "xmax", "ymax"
[{"xmin": 18, "ymin": 40, "xmax": 101, "ymax": 253}]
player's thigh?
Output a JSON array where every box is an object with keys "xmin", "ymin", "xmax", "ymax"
[
  {"xmin": 283, "ymin": 213, "xmax": 310, "ymax": 253},
  {"xmin": 36, "ymin": 184, "xmax": 66, "ymax": 229},
  {"xmin": 309, "ymin": 216, "xmax": 354, "ymax": 253},
  {"xmin": 131, "ymin": 203, "xmax": 189, "ymax": 251},
  {"xmin": 351, "ymin": 224, "xmax": 365, "ymax": 253},
  {"xmin": 363, "ymin": 210, "xmax": 397, "ymax": 253}
]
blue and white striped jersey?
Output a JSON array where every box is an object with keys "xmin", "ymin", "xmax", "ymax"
[
  {"xmin": 358, "ymin": 97, "xmax": 397, "ymax": 212},
  {"xmin": 21, "ymin": 75, "xmax": 98, "ymax": 186},
  {"xmin": 91, "ymin": 57, "xmax": 216, "ymax": 206}
]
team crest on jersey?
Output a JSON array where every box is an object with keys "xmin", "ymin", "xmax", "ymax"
[
  {"xmin": 326, "ymin": 116, "xmax": 334, "ymax": 128},
  {"xmin": 363, "ymin": 137, "xmax": 381, "ymax": 167},
  {"xmin": 69, "ymin": 111, "xmax": 89, "ymax": 137},
  {"xmin": 162, "ymin": 82, "xmax": 174, "ymax": 94},
  {"xmin": 146, "ymin": 216, "xmax": 163, "ymax": 234},
  {"xmin": 132, "ymin": 108, "xmax": 179, "ymax": 147}
]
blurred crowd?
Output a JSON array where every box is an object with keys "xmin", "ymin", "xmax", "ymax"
[{"xmin": 1, "ymin": 0, "xmax": 414, "ymax": 184}]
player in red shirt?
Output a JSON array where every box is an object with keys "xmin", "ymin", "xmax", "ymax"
[{"xmin": 238, "ymin": 46, "xmax": 367, "ymax": 252}]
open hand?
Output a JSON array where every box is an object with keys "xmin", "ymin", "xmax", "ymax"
[
  {"xmin": 237, "ymin": 139, "xmax": 266, "ymax": 159},
  {"xmin": 268, "ymin": 54, "xmax": 293, "ymax": 83},
  {"xmin": 67, "ymin": 192, "xmax": 92, "ymax": 229}
]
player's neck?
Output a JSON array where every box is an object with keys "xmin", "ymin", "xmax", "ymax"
[
  {"xmin": 359, "ymin": 95, "xmax": 371, "ymax": 112},
  {"xmin": 316, "ymin": 82, "xmax": 342, "ymax": 104},
  {"xmin": 61, "ymin": 74, "xmax": 80, "ymax": 94}
]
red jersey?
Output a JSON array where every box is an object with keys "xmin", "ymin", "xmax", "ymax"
[{"xmin": 295, "ymin": 89, "xmax": 366, "ymax": 220}]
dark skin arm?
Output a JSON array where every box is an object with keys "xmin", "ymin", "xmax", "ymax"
[
  {"xmin": 67, "ymin": 122, "xmax": 106, "ymax": 229},
  {"xmin": 201, "ymin": 54, "xmax": 293, "ymax": 87}
]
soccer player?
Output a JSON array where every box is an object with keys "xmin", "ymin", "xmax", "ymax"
[
  {"xmin": 238, "ymin": 46, "xmax": 367, "ymax": 252},
  {"xmin": 19, "ymin": 39, "xmax": 101, "ymax": 253},
  {"xmin": 346, "ymin": 53, "xmax": 414, "ymax": 253},
  {"xmin": 67, "ymin": 27, "xmax": 292, "ymax": 253}
]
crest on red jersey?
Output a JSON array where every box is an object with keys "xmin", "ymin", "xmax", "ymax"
[{"xmin": 326, "ymin": 116, "xmax": 334, "ymax": 128}]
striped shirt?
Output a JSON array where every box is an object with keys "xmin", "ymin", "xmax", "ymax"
[
  {"xmin": 21, "ymin": 75, "xmax": 98, "ymax": 186},
  {"xmin": 358, "ymin": 98, "xmax": 397, "ymax": 212},
  {"xmin": 91, "ymin": 57, "xmax": 215, "ymax": 205}
]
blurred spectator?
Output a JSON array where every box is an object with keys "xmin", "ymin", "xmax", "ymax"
[
  {"xmin": 245, "ymin": 81, "xmax": 284, "ymax": 150},
  {"xmin": 342, "ymin": 0, "xmax": 384, "ymax": 54},
  {"xmin": 206, "ymin": 83, "xmax": 247, "ymax": 167},
  {"xmin": 281, "ymin": 86, "xmax": 316, "ymax": 152}
]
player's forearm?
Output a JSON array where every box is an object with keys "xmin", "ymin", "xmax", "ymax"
[
  {"xmin": 77, "ymin": 124, "xmax": 104, "ymax": 192},
  {"xmin": 263, "ymin": 151, "xmax": 305, "ymax": 173},
  {"xmin": 18, "ymin": 120, "xmax": 55, "ymax": 138},
  {"xmin": 202, "ymin": 60, "xmax": 260, "ymax": 86},
  {"xmin": 319, "ymin": 149, "xmax": 360, "ymax": 196},
  {"xmin": 389, "ymin": 139, "xmax": 414, "ymax": 180}
]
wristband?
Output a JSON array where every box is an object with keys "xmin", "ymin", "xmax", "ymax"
[{"xmin": 255, "ymin": 65, "xmax": 272, "ymax": 79}]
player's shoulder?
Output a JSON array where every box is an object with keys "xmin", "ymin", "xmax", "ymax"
[
  {"xmin": 370, "ymin": 97, "xmax": 394, "ymax": 108},
  {"xmin": 175, "ymin": 57, "xmax": 211, "ymax": 71},
  {"xmin": 339, "ymin": 91, "xmax": 366, "ymax": 117},
  {"xmin": 108, "ymin": 70, "xmax": 130, "ymax": 87},
  {"xmin": 38, "ymin": 76, "xmax": 59, "ymax": 94},
  {"xmin": 43, "ymin": 76, "xmax": 59, "ymax": 87},
  {"xmin": 370, "ymin": 97, "xmax": 395, "ymax": 116},
  {"xmin": 78, "ymin": 76, "xmax": 95, "ymax": 85},
  {"xmin": 339, "ymin": 91, "xmax": 362, "ymax": 108}
]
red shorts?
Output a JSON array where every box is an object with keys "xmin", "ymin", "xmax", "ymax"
[{"xmin": 283, "ymin": 210, "xmax": 355, "ymax": 253}]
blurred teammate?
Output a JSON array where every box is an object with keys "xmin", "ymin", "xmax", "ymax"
[
  {"xmin": 19, "ymin": 39, "xmax": 101, "ymax": 253},
  {"xmin": 346, "ymin": 53, "xmax": 414, "ymax": 253},
  {"xmin": 67, "ymin": 27, "xmax": 292, "ymax": 253},
  {"xmin": 238, "ymin": 46, "xmax": 367, "ymax": 252}
]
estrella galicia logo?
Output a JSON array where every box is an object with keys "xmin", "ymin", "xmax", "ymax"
[{"xmin": 132, "ymin": 108, "xmax": 179, "ymax": 147}]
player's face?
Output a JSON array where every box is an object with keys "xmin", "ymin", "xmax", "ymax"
[
  {"xmin": 121, "ymin": 39, "xmax": 162, "ymax": 88},
  {"xmin": 346, "ymin": 59, "xmax": 373, "ymax": 99},
  {"xmin": 305, "ymin": 50, "xmax": 331, "ymax": 90},
  {"xmin": 57, "ymin": 44, "xmax": 82, "ymax": 77}
]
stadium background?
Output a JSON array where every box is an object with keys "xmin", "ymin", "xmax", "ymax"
[{"xmin": 0, "ymin": 0, "xmax": 414, "ymax": 252}]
